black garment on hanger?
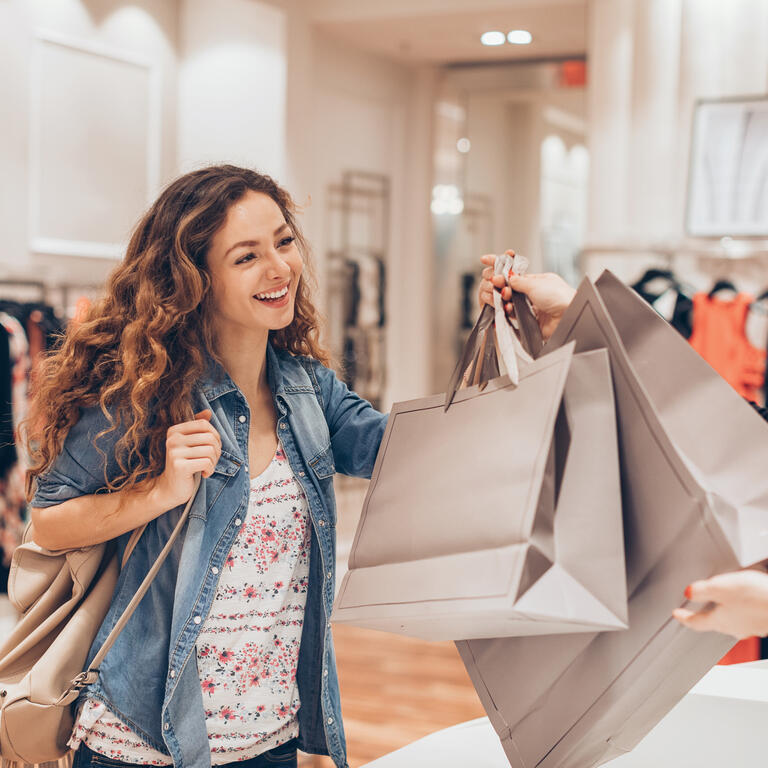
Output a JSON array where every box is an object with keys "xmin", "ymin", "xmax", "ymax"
[
  {"xmin": 0, "ymin": 328, "xmax": 16, "ymax": 478},
  {"xmin": 631, "ymin": 269, "xmax": 693, "ymax": 339},
  {"xmin": 343, "ymin": 260, "xmax": 361, "ymax": 328},
  {"xmin": 377, "ymin": 259, "xmax": 386, "ymax": 328},
  {"xmin": 751, "ymin": 290, "xmax": 768, "ymax": 410},
  {"xmin": 461, "ymin": 273, "xmax": 477, "ymax": 330},
  {"xmin": 749, "ymin": 400, "xmax": 768, "ymax": 422},
  {"xmin": 708, "ymin": 279, "xmax": 739, "ymax": 298},
  {"xmin": 0, "ymin": 300, "xmax": 64, "ymax": 351}
]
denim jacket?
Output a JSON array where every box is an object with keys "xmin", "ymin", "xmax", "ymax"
[{"xmin": 31, "ymin": 345, "xmax": 388, "ymax": 768}]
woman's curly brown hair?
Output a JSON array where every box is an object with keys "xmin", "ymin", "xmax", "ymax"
[{"xmin": 24, "ymin": 165, "xmax": 329, "ymax": 498}]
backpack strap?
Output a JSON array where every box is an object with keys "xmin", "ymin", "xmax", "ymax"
[{"xmin": 57, "ymin": 474, "xmax": 202, "ymax": 705}]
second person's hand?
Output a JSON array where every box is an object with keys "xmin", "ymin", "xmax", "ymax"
[
  {"xmin": 478, "ymin": 252, "xmax": 577, "ymax": 340},
  {"xmin": 673, "ymin": 570, "xmax": 768, "ymax": 640}
]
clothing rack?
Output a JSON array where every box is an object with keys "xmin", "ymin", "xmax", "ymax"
[
  {"xmin": 579, "ymin": 241, "xmax": 768, "ymax": 296},
  {"xmin": 580, "ymin": 240, "xmax": 768, "ymax": 271},
  {"xmin": 0, "ymin": 279, "xmax": 104, "ymax": 317},
  {"xmin": 0, "ymin": 279, "xmax": 47, "ymax": 300}
]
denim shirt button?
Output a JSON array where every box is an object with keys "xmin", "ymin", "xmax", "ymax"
[
  {"xmin": 235, "ymin": 518, "xmax": 242, "ymax": 526},
  {"xmin": 280, "ymin": 423, "xmax": 287, "ymax": 430},
  {"xmin": 327, "ymin": 717, "xmax": 334, "ymax": 725},
  {"xmin": 238, "ymin": 415, "xmax": 246, "ymax": 423},
  {"xmin": 164, "ymin": 722, "xmax": 170, "ymax": 731},
  {"xmin": 299, "ymin": 471, "xmax": 305, "ymax": 477},
  {"xmin": 212, "ymin": 566, "xmax": 219, "ymax": 575},
  {"xmin": 318, "ymin": 519, "xmax": 325, "ymax": 527},
  {"xmin": 326, "ymin": 571, "xmax": 332, "ymax": 579},
  {"xmin": 323, "ymin": 668, "xmax": 328, "ymax": 677},
  {"xmin": 169, "ymin": 669, "xmax": 176, "ymax": 678},
  {"xmin": 193, "ymin": 616, "xmax": 202, "ymax": 624}
]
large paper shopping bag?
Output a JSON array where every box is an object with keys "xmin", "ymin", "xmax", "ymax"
[
  {"xmin": 458, "ymin": 271, "xmax": 768, "ymax": 768},
  {"xmin": 331, "ymin": 297, "xmax": 626, "ymax": 641}
]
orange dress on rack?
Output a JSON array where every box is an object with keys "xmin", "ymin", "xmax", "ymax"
[
  {"xmin": 690, "ymin": 291, "xmax": 767, "ymax": 664},
  {"xmin": 689, "ymin": 292, "xmax": 766, "ymax": 401}
]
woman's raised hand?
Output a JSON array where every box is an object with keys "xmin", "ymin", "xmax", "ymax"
[
  {"xmin": 153, "ymin": 409, "xmax": 222, "ymax": 509},
  {"xmin": 478, "ymin": 252, "xmax": 577, "ymax": 340}
]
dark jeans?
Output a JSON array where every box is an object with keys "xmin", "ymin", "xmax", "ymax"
[{"xmin": 72, "ymin": 741, "xmax": 298, "ymax": 768}]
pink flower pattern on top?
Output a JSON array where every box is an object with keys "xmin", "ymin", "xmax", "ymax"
[{"xmin": 69, "ymin": 442, "xmax": 311, "ymax": 765}]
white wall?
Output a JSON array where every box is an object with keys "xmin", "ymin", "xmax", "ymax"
[
  {"xmin": 0, "ymin": 0, "xmax": 178, "ymax": 293},
  {"xmin": 308, "ymin": 32, "xmax": 411, "ymax": 268},
  {"xmin": 587, "ymin": 0, "xmax": 768, "ymax": 279},
  {"xmin": 306, "ymin": 32, "xmax": 435, "ymax": 405},
  {"xmin": 177, "ymin": 0, "xmax": 287, "ymax": 179},
  {"xmin": 432, "ymin": 65, "xmax": 586, "ymax": 387},
  {"xmin": 442, "ymin": 65, "xmax": 587, "ymax": 268}
]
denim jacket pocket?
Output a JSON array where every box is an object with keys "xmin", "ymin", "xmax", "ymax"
[
  {"xmin": 190, "ymin": 451, "xmax": 241, "ymax": 520},
  {"xmin": 213, "ymin": 450, "xmax": 241, "ymax": 477},
  {"xmin": 307, "ymin": 445, "xmax": 335, "ymax": 479}
]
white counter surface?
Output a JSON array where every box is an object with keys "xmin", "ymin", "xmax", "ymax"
[{"xmin": 364, "ymin": 661, "xmax": 768, "ymax": 768}]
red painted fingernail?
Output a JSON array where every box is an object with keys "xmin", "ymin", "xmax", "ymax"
[{"xmin": 684, "ymin": 585, "xmax": 692, "ymax": 600}]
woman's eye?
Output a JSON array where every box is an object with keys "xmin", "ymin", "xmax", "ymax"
[
  {"xmin": 235, "ymin": 252, "xmax": 258, "ymax": 265},
  {"xmin": 278, "ymin": 236, "xmax": 295, "ymax": 248}
]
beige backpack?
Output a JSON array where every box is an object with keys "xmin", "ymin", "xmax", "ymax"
[{"xmin": 0, "ymin": 476, "xmax": 199, "ymax": 766}]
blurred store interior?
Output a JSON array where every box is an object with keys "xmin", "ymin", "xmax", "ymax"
[{"xmin": 1, "ymin": 0, "xmax": 768, "ymax": 765}]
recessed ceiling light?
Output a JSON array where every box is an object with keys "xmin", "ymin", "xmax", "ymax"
[
  {"xmin": 456, "ymin": 137, "xmax": 471, "ymax": 153},
  {"xmin": 508, "ymin": 29, "xmax": 533, "ymax": 45},
  {"xmin": 481, "ymin": 31, "xmax": 506, "ymax": 47}
]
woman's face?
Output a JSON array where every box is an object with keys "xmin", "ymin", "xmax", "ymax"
[{"xmin": 206, "ymin": 190, "xmax": 303, "ymax": 339}]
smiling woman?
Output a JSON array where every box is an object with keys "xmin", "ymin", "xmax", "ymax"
[
  {"xmin": 208, "ymin": 192, "xmax": 304, "ymax": 341},
  {"xmin": 23, "ymin": 165, "xmax": 389, "ymax": 768}
]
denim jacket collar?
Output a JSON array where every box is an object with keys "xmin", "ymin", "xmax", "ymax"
[{"xmin": 200, "ymin": 343, "xmax": 303, "ymax": 410}]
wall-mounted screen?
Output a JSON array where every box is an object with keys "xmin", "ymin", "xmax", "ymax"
[{"xmin": 686, "ymin": 96, "xmax": 768, "ymax": 237}]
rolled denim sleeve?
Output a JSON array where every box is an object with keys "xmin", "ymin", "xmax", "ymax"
[
  {"xmin": 308, "ymin": 359, "xmax": 388, "ymax": 478},
  {"xmin": 30, "ymin": 405, "xmax": 126, "ymax": 508}
]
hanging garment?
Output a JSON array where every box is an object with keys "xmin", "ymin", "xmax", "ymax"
[
  {"xmin": 0, "ymin": 313, "xmax": 30, "ymax": 577},
  {"xmin": 689, "ymin": 292, "xmax": 766, "ymax": 402},
  {"xmin": 0, "ymin": 329, "xmax": 15, "ymax": 479},
  {"xmin": 631, "ymin": 269, "xmax": 694, "ymax": 338},
  {"xmin": 0, "ymin": 312, "xmax": 30, "ymax": 441},
  {"xmin": 756, "ymin": 290, "xmax": 768, "ymax": 408},
  {"xmin": 24, "ymin": 302, "xmax": 64, "ymax": 351}
]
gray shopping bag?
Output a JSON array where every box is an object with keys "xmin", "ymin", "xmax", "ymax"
[
  {"xmin": 458, "ymin": 271, "xmax": 768, "ymax": 768},
  {"xmin": 331, "ymin": 297, "xmax": 626, "ymax": 641}
]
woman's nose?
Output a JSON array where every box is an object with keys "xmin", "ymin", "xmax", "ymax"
[{"xmin": 265, "ymin": 251, "xmax": 291, "ymax": 278}]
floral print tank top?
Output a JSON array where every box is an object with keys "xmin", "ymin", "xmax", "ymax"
[{"xmin": 69, "ymin": 442, "xmax": 311, "ymax": 765}]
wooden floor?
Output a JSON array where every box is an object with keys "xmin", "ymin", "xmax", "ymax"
[{"xmin": 299, "ymin": 625, "xmax": 486, "ymax": 767}]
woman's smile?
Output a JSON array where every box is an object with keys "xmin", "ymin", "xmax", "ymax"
[{"xmin": 254, "ymin": 281, "xmax": 291, "ymax": 307}]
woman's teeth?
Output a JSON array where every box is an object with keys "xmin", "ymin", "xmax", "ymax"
[{"xmin": 255, "ymin": 285, "xmax": 289, "ymax": 301}]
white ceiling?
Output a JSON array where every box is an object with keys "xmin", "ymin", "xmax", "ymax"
[{"xmin": 309, "ymin": 0, "xmax": 588, "ymax": 65}]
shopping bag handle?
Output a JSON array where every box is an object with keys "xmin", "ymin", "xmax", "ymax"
[
  {"xmin": 445, "ymin": 279, "xmax": 543, "ymax": 410},
  {"xmin": 444, "ymin": 304, "xmax": 496, "ymax": 412},
  {"xmin": 510, "ymin": 290, "xmax": 544, "ymax": 359}
]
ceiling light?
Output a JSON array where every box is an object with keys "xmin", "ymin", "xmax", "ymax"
[
  {"xmin": 481, "ymin": 31, "xmax": 506, "ymax": 47},
  {"xmin": 507, "ymin": 29, "xmax": 533, "ymax": 45},
  {"xmin": 456, "ymin": 137, "xmax": 471, "ymax": 154}
]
